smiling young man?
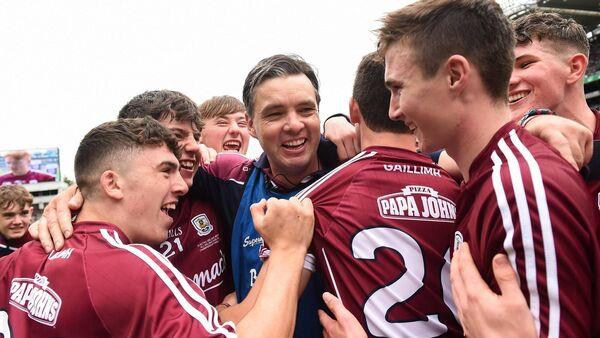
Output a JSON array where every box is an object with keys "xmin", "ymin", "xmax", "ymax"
[
  {"xmin": 0, "ymin": 117, "xmax": 316, "ymax": 337},
  {"xmin": 199, "ymin": 95, "xmax": 250, "ymax": 154},
  {"xmin": 28, "ymin": 90, "xmax": 235, "ymax": 306},
  {"xmin": 113, "ymin": 90, "xmax": 235, "ymax": 306},
  {"xmin": 509, "ymin": 11, "xmax": 599, "ymax": 207},
  {"xmin": 0, "ymin": 185, "xmax": 33, "ymax": 257},
  {"xmin": 380, "ymin": 1, "xmax": 599, "ymax": 337}
]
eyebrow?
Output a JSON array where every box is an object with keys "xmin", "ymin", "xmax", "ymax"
[{"xmin": 158, "ymin": 161, "xmax": 179, "ymax": 171}]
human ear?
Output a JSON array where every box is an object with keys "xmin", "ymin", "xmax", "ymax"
[
  {"xmin": 248, "ymin": 117, "xmax": 258, "ymax": 138},
  {"xmin": 349, "ymin": 98, "xmax": 361, "ymax": 124},
  {"xmin": 445, "ymin": 55, "xmax": 470, "ymax": 92},
  {"xmin": 100, "ymin": 171, "xmax": 124, "ymax": 200},
  {"xmin": 566, "ymin": 53, "xmax": 588, "ymax": 85}
]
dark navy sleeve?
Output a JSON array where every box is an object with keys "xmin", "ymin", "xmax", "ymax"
[{"xmin": 428, "ymin": 150, "xmax": 443, "ymax": 164}]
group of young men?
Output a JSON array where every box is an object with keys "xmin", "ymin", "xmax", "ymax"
[{"xmin": 0, "ymin": 1, "xmax": 599, "ymax": 337}]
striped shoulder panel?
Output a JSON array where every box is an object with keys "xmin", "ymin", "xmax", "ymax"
[
  {"xmin": 489, "ymin": 129, "xmax": 558, "ymax": 338},
  {"xmin": 99, "ymin": 229, "xmax": 237, "ymax": 337},
  {"xmin": 296, "ymin": 150, "xmax": 377, "ymax": 201}
]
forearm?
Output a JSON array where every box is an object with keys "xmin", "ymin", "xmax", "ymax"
[
  {"xmin": 218, "ymin": 262, "xmax": 268, "ymax": 324},
  {"xmin": 235, "ymin": 248, "xmax": 305, "ymax": 338}
]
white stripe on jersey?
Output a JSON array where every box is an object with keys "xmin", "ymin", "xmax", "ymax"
[
  {"xmin": 322, "ymin": 248, "xmax": 343, "ymax": 304},
  {"xmin": 490, "ymin": 130, "xmax": 560, "ymax": 338},
  {"xmin": 509, "ymin": 130, "xmax": 559, "ymax": 338},
  {"xmin": 100, "ymin": 229, "xmax": 237, "ymax": 337},
  {"xmin": 107, "ymin": 230, "xmax": 221, "ymax": 325},
  {"xmin": 296, "ymin": 151, "xmax": 377, "ymax": 200},
  {"xmin": 228, "ymin": 178, "xmax": 245, "ymax": 185},
  {"xmin": 497, "ymin": 137, "xmax": 541, "ymax": 334},
  {"xmin": 491, "ymin": 152, "xmax": 519, "ymax": 276}
]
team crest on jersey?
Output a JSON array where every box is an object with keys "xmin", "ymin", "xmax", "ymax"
[
  {"xmin": 377, "ymin": 185, "xmax": 456, "ymax": 223},
  {"xmin": 9, "ymin": 273, "xmax": 62, "ymax": 326},
  {"xmin": 191, "ymin": 213, "xmax": 213, "ymax": 237}
]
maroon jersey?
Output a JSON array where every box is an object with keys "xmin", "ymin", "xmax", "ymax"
[
  {"xmin": 0, "ymin": 171, "xmax": 55, "ymax": 185},
  {"xmin": 298, "ymin": 147, "xmax": 462, "ymax": 337},
  {"xmin": 455, "ymin": 122, "xmax": 600, "ymax": 338},
  {"xmin": 161, "ymin": 194, "xmax": 233, "ymax": 305},
  {"xmin": 0, "ymin": 222, "xmax": 236, "ymax": 337}
]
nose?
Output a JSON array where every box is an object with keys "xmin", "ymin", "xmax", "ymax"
[
  {"xmin": 283, "ymin": 111, "xmax": 304, "ymax": 133},
  {"xmin": 388, "ymin": 94, "xmax": 403, "ymax": 121},
  {"xmin": 172, "ymin": 172, "xmax": 189, "ymax": 197},
  {"xmin": 12, "ymin": 214, "xmax": 23, "ymax": 226},
  {"xmin": 509, "ymin": 70, "xmax": 520, "ymax": 89},
  {"xmin": 182, "ymin": 134, "xmax": 200, "ymax": 154},
  {"xmin": 228, "ymin": 121, "xmax": 241, "ymax": 135}
]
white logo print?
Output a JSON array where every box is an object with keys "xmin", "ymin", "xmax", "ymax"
[
  {"xmin": 9, "ymin": 273, "xmax": 62, "ymax": 326},
  {"xmin": 377, "ymin": 185, "xmax": 456, "ymax": 223}
]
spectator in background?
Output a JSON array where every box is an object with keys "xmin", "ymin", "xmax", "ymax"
[
  {"xmin": 0, "ymin": 185, "xmax": 33, "ymax": 256},
  {"xmin": 199, "ymin": 95, "xmax": 250, "ymax": 155},
  {"xmin": 0, "ymin": 151, "xmax": 55, "ymax": 185}
]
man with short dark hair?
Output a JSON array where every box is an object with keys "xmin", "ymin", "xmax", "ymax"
[
  {"xmin": 510, "ymin": 11, "xmax": 599, "ymax": 207},
  {"xmin": 32, "ymin": 90, "xmax": 234, "ymax": 307},
  {"xmin": 298, "ymin": 53, "xmax": 463, "ymax": 337},
  {"xmin": 0, "ymin": 185, "xmax": 33, "ymax": 257},
  {"xmin": 199, "ymin": 95, "xmax": 250, "ymax": 154},
  {"xmin": 188, "ymin": 54, "xmax": 339, "ymax": 338},
  {"xmin": 0, "ymin": 117, "xmax": 314, "ymax": 337},
  {"xmin": 380, "ymin": 1, "xmax": 599, "ymax": 337}
]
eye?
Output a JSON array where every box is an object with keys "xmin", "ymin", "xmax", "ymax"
[
  {"xmin": 265, "ymin": 111, "xmax": 283, "ymax": 119},
  {"xmin": 300, "ymin": 107, "xmax": 316, "ymax": 115},
  {"xmin": 521, "ymin": 61, "xmax": 534, "ymax": 69}
]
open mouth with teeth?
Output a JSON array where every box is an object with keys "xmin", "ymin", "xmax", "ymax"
[
  {"xmin": 179, "ymin": 159, "xmax": 195, "ymax": 171},
  {"xmin": 223, "ymin": 140, "xmax": 241, "ymax": 152},
  {"xmin": 160, "ymin": 202, "xmax": 176, "ymax": 216},
  {"xmin": 508, "ymin": 91, "xmax": 530, "ymax": 104},
  {"xmin": 282, "ymin": 138, "xmax": 306, "ymax": 150}
]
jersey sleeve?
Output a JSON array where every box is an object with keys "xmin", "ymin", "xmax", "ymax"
[
  {"xmin": 85, "ymin": 230, "xmax": 236, "ymax": 337},
  {"xmin": 478, "ymin": 159, "xmax": 600, "ymax": 338}
]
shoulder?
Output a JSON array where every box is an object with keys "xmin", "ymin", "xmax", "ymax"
[
  {"xmin": 297, "ymin": 150, "xmax": 377, "ymax": 201},
  {"xmin": 203, "ymin": 153, "xmax": 253, "ymax": 183},
  {"xmin": 473, "ymin": 129, "xmax": 595, "ymax": 219}
]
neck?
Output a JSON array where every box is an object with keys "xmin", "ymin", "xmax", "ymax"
[
  {"xmin": 446, "ymin": 101, "xmax": 512, "ymax": 182},
  {"xmin": 76, "ymin": 200, "xmax": 128, "ymax": 235},
  {"xmin": 555, "ymin": 87, "xmax": 596, "ymax": 131},
  {"xmin": 269, "ymin": 159, "xmax": 320, "ymax": 190},
  {"xmin": 360, "ymin": 128, "xmax": 417, "ymax": 152}
]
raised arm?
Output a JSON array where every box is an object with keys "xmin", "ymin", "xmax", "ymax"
[{"xmin": 235, "ymin": 197, "xmax": 314, "ymax": 338}]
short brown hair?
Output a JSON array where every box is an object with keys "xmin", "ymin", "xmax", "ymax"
[
  {"xmin": 513, "ymin": 11, "xmax": 590, "ymax": 57},
  {"xmin": 75, "ymin": 117, "xmax": 180, "ymax": 197},
  {"xmin": 353, "ymin": 52, "xmax": 409, "ymax": 134},
  {"xmin": 118, "ymin": 90, "xmax": 203, "ymax": 132},
  {"xmin": 199, "ymin": 95, "xmax": 245, "ymax": 120},
  {"xmin": 378, "ymin": 0, "xmax": 514, "ymax": 101},
  {"xmin": 0, "ymin": 185, "xmax": 33, "ymax": 211}
]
